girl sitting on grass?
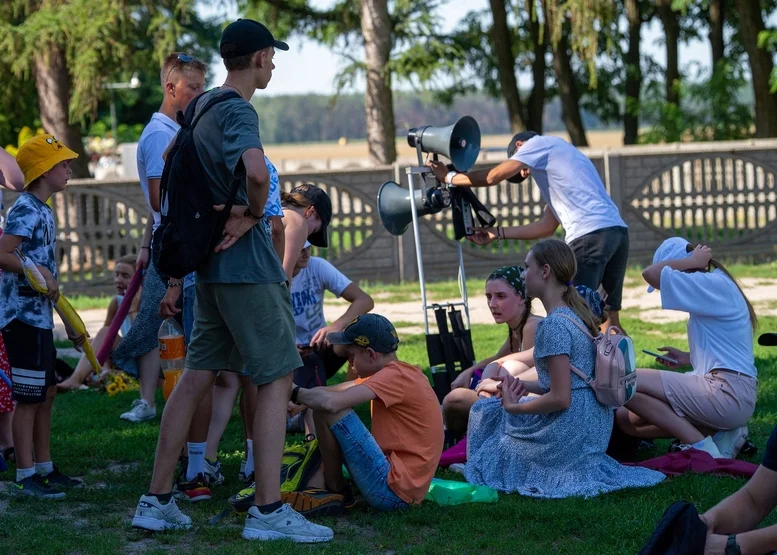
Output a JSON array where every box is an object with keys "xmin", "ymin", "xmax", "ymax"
[
  {"xmin": 442, "ymin": 265, "xmax": 541, "ymax": 438},
  {"xmin": 615, "ymin": 238, "xmax": 758, "ymax": 459},
  {"xmin": 465, "ymin": 239, "xmax": 664, "ymax": 497}
]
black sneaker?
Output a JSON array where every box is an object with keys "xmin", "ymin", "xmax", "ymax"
[
  {"xmin": 41, "ymin": 467, "xmax": 83, "ymax": 489},
  {"xmin": 173, "ymin": 472, "xmax": 211, "ymax": 502},
  {"xmin": 8, "ymin": 473, "xmax": 65, "ymax": 499}
]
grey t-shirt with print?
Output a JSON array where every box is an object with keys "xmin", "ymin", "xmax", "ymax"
[
  {"xmin": 0, "ymin": 193, "xmax": 57, "ymax": 330},
  {"xmin": 191, "ymin": 88, "xmax": 285, "ymax": 284}
]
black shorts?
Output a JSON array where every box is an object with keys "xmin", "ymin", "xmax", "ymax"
[
  {"xmin": 570, "ymin": 226, "xmax": 629, "ymax": 311},
  {"xmin": 1, "ymin": 319, "xmax": 56, "ymax": 404},
  {"xmin": 292, "ymin": 346, "xmax": 349, "ymax": 389}
]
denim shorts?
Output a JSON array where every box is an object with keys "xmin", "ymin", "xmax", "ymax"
[{"xmin": 330, "ymin": 410, "xmax": 410, "ymax": 511}]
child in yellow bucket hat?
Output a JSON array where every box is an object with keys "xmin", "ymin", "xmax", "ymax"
[{"xmin": 0, "ymin": 134, "xmax": 85, "ymax": 498}]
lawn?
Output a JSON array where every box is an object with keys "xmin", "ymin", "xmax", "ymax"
[{"xmin": 2, "ymin": 315, "xmax": 777, "ymax": 554}]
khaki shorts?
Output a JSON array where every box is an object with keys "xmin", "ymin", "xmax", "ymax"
[
  {"xmin": 660, "ymin": 369, "xmax": 757, "ymax": 431},
  {"xmin": 186, "ymin": 282, "xmax": 302, "ymax": 386}
]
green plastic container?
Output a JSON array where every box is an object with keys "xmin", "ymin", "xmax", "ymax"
[{"xmin": 424, "ymin": 478, "xmax": 498, "ymax": 505}]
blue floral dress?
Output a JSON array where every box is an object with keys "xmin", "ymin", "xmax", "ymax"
[{"xmin": 465, "ymin": 307, "xmax": 665, "ymax": 498}]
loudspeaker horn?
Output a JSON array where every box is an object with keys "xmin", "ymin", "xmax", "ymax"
[
  {"xmin": 377, "ymin": 181, "xmax": 451, "ymax": 236},
  {"xmin": 406, "ymin": 116, "xmax": 481, "ymax": 172}
]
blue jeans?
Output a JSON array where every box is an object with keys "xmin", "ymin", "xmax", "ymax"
[
  {"xmin": 183, "ymin": 285, "xmax": 195, "ymax": 346},
  {"xmin": 330, "ymin": 410, "xmax": 409, "ymax": 511}
]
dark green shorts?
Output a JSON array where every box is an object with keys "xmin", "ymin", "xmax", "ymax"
[{"xmin": 186, "ymin": 282, "xmax": 302, "ymax": 386}]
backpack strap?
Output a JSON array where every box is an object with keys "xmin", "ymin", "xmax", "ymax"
[
  {"xmin": 178, "ymin": 89, "xmax": 243, "ymax": 129},
  {"xmin": 555, "ymin": 312, "xmax": 596, "ymax": 387}
]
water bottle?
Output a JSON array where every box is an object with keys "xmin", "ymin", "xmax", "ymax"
[{"xmin": 158, "ymin": 318, "xmax": 185, "ymax": 400}]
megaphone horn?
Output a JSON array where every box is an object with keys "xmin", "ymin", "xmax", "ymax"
[
  {"xmin": 377, "ymin": 181, "xmax": 450, "ymax": 236},
  {"xmin": 406, "ymin": 116, "xmax": 481, "ymax": 172}
]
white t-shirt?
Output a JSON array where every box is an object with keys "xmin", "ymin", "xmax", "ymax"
[
  {"xmin": 137, "ymin": 112, "xmax": 179, "ymax": 233},
  {"xmin": 511, "ymin": 135, "xmax": 626, "ymax": 243},
  {"xmin": 290, "ymin": 257, "xmax": 352, "ymax": 345},
  {"xmin": 660, "ymin": 266, "xmax": 757, "ymax": 378}
]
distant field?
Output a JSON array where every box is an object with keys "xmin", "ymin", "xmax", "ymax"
[{"xmin": 263, "ymin": 130, "xmax": 625, "ymax": 165}]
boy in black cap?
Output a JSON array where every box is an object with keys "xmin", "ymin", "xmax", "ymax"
[
  {"xmin": 132, "ymin": 18, "xmax": 333, "ymax": 544},
  {"xmin": 288, "ymin": 314, "xmax": 443, "ymax": 514}
]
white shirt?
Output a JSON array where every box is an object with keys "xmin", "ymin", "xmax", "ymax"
[
  {"xmin": 660, "ymin": 266, "xmax": 757, "ymax": 378},
  {"xmin": 137, "ymin": 112, "xmax": 179, "ymax": 233},
  {"xmin": 511, "ymin": 135, "xmax": 626, "ymax": 243},
  {"xmin": 290, "ymin": 257, "xmax": 352, "ymax": 345}
]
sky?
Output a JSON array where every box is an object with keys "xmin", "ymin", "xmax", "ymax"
[{"xmin": 198, "ymin": 0, "xmax": 716, "ymax": 96}]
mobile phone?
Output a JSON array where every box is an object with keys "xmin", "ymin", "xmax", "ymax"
[{"xmin": 642, "ymin": 350, "xmax": 679, "ymax": 365}]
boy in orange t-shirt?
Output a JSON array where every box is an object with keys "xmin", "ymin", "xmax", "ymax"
[{"xmin": 292, "ymin": 314, "xmax": 443, "ymax": 512}]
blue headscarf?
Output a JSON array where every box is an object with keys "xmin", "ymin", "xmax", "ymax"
[{"xmin": 576, "ymin": 285, "xmax": 605, "ymax": 319}]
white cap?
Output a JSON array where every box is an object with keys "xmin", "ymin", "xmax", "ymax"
[
  {"xmin": 646, "ymin": 237, "xmax": 692, "ymax": 293},
  {"xmin": 303, "ymin": 241, "xmax": 312, "ymax": 249}
]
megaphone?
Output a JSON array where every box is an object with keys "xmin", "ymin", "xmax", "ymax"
[
  {"xmin": 407, "ymin": 116, "xmax": 481, "ymax": 172},
  {"xmin": 378, "ymin": 181, "xmax": 451, "ymax": 236}
]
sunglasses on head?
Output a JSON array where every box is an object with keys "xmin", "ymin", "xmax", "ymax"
[{"xmin": 165, "ymin": 53, "xmax": 197, "ymax": 83}]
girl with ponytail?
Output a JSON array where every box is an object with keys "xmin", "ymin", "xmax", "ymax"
[
  {"xmin": 464, "ymin": 239, "xmax": 664, "ymax": 497},
  {"xmin": 442, "ymin": 266, "xmax": 541, "ymax": 438}
]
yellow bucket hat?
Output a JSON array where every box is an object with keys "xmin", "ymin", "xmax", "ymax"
[{"xmin": 16, "ymin": 134, "xmax": 79, "ymax": 187}]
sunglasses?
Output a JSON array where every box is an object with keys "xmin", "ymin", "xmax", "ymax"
[{"xmin": 165, "ymin": 53, "xmax": 197, "ymax": 83}]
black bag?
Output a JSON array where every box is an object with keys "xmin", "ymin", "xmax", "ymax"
[{"xmin": 152, "ymin": 89, "xmax": 244, "ymax": 279}]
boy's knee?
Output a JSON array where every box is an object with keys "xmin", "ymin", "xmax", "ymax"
[{"xmin": 314, "ymin": 407, "xmax": 351, "ymax": 428}]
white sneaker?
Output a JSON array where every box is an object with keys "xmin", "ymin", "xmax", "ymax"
[
  {"xmin": 449, "ymin": 463, "xmax": 466, "ymax": 475},
  {"xmin": 680, "ymin": 436, "xmax": 724, "ymax": 459},
  {"xmin": 204, "ymin": 458, "xmax": 224, "ymax": 486},
  {"xmin": 131, "ymin": 495, "xmax": 192, "ymax": 531},
  {"xmin": 242, "ymin": 504, "xmax": 333, "ymax": 543},
  {"xmin": 713, "ymin": 427, "xmax": 748, "ymax": 459},
  {"xmin": 120, "ymin": 399, "xmax": 156, "ymax": 422}
]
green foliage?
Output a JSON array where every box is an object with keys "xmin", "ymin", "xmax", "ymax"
[
  {"xmin": 0, "ymin": 0, "xmax": 219, "ymax": 128},
  {"xmin": 640, "ymin": 59, "xmax": 754, "ymax": 144}
]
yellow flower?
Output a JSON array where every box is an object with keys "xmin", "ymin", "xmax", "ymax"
[
  {"xmin": 118, "ymin": 383, "xmax": 128, "ymax": 392},
  {"xmin": 106, "ymin": 383, "xmax": 119, "ymax": 395}
]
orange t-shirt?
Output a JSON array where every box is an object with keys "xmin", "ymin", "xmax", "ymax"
[{"xmin": 359, "ymin": 361, "xmax": 444, "ymax": 504}]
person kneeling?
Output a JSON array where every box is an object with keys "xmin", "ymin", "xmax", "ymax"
[{"xmin": 290, "ymin": 314, "xmax": 443, "ymax": 513}]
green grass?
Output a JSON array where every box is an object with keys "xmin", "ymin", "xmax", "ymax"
[{"xmin": 3, "ymin": 314, "xmax": 777, "ymax": 553}]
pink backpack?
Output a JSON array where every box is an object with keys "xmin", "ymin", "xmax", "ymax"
[{"xmin": 557, "ymin": 314, "xmax": 637, "ymax": 408}]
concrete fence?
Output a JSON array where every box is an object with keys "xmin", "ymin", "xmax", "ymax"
[{"xmin": 3, "ymin": 139, "xmax": 777, "ymax": 295}]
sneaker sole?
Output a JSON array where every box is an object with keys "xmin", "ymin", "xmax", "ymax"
[
  {"xmin": 131, "ymin": 515, "xmax": 192, "ymax": 531},
  {"xmin": 281, "ymin": 491, "xmax": 344, "ymax": 517},
  {"xmin": 8, "ymin": 488, "xmax": 65, "ymax": 500},
  {"xmin": 241, "ymin": 527, "xmax": 333, "ymax": 543},
  {"xmin": 120, "ymin": 414, "xmax": 156, "ymax": 422},
  {"xmin": 173, "ymin": 489, "xmax": 211, "ymax": 503}
]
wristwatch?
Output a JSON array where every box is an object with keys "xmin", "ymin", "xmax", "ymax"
[
  {"xmin": 291, "ymin": 385, "xmax": 301, "ymax": 405},
  {"xmin": 725, "ymin": 534, "xmax": 741, "ymax": 555}
]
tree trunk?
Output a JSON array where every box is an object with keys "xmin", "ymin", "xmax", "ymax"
[
  {"xmin": 34, "ymin": 45, "xmax": 90, "ymax": 178},
  {"xmin": 360, "ymin": 0, "xmax": 397, "ymax": 165},
  {"xmin": 489, "ymin": 0, "xmax": 527, "ymax": 132},
  {"xmin": 708, "ymin": 0, "xmax": 725, "ymax": 68},
  {"xmin": 734, "ymin": 0, "xmax": 777, "ymax": 137},
  {"xmin": 656, "ymin": 0, "xmax": 680, "ymax": 106},
  {"xmin": 526, "ymin": 0, "xmax": 547, "ymax": 133},
  {"xmin": 623, "ymin": 0, "xmax": 642, "ymax": 145},
  {"xmin": 550, "ymin": 37, "xmax": 588, "ymax": 146}
]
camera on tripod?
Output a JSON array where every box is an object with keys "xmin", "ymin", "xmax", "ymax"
[{"xmin": 378, "ymin": 116, "xmax": 496, "ymax": 240}]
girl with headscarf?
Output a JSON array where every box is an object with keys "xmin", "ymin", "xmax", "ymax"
[{"xmin": 442, "ymin": 265, "xmax": 542, "ymax": 438}]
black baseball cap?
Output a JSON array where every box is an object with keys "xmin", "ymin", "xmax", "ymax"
[
  {"xmin": 327, "ymin": 314, "xmax": 400, "ymax": 353},
  {"xmin": 220, "ymin": 19, "xmax": 289, "ymax": 59},
  {"xmin": 292, "ymin": 184, "xmax": 332, "ymax": 248},
  {"xmin": 506, "ymin": 131, "xmax": 539, "ymax": 183}
]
